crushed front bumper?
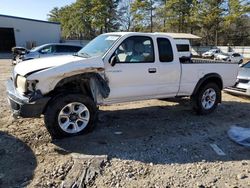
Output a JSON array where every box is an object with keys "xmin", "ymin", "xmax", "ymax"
[{"xmin": 6, "ymin": 79, "xmax": 51, "ymax": 118}]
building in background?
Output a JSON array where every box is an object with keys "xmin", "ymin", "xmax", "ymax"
[{"xmin": 0, "ymin": 14, "xmax": 61, "ymax": 52}]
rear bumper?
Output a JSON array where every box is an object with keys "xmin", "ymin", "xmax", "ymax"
[{"xmin": 6, "ymin": 79, "xmax": 50, "ymax": 118}]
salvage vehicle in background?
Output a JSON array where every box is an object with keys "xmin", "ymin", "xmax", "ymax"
[
  {"xmin": 224, "ymin": 61, "xmax": 250, "ymax": 96},
  {"xmin": 12, "ymin": 46, "xmax": 28, "ymax": 64},
  {"xmin": 214, "ymin": 52, "xmax": 243, "ymax": 64},
  {"xmin": 202, "ymin": 49, "xmax": 221, "ymax": 59},
  {"xmin": 13, "ymin": 43, "xmax": 83, "ymax": 65},
  {"xmin": 7, "ymin": 32, "xmax": 239, "ymax": 138}
]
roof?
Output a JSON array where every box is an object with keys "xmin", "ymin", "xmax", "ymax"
[
  {"xmin": 32, "ymin": 43, "xmax": 83, "ymax": 49},
  {"xmin": 43, "ymin": 43, "xmax": 83, "ymax": 46},
  {"xmin": 103, "ymin": 32, "xmax": 201, "ymax": 39},
  {"xmin": 0, "ymin": 14, "xmax": 60, "ymax": 25},
  {"xmin": 162, "ymin": 33, "xmax": 201, "ymax": 39}
]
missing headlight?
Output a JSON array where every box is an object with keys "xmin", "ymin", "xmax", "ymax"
[{"xmin": 27, "ymin": 80, "xmax": 38, "ymax": 92}]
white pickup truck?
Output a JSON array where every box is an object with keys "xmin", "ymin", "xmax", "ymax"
[{"xmin": 7, "ymin": 32, "xmax": 238, "ymax": 138}]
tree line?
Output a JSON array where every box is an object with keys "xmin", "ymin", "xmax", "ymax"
[{"xmin": 48, "ymin": 0, "xmax": 250, "ymax": 46}]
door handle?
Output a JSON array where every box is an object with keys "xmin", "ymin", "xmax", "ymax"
[{"xmin": 148, "ymin": 68, "xmax": 157, "ymax": 73}]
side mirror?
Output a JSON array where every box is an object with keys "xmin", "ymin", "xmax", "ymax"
[{"xmin": 110, "ymin": 55, "xmax": 117, "ymax": 67}]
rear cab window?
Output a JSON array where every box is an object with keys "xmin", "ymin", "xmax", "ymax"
[
  {"xmin": 176, "ymin": 44, "xmax": 190, "ymax": 52},
  {"xmin": 157, "ymin": 38, "xmax": 173, "ymax": 62}
]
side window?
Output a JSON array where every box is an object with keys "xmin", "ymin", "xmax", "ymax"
[
  {"xmin": 176, "ymin": 44, "xmax": 189, "ymax": 52},
  {"xmin": 233, "ymin": 53, "xmax": 240, "ymax": 57},
  {"xmin": 115, "ymin": 36, "xmax": 154, "ymax": 63},
  {"xmin": 70, "ymin": 46, "xmax": 82, "ymax": 52},
  {"xmin": 157, "ymin": 38, "xmax": 173, "ymax": 62},
  {"xmin": 55, "ymin": 45, "xmax": 71, "ymax": 53},
  {"xmin": 40, "ymin": 45, "xmax": 53, "ymax": 54}
]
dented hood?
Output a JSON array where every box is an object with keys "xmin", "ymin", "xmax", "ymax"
[{"xmin": 14, "ymin": 55, "xmax": 86, "ymax": 76}]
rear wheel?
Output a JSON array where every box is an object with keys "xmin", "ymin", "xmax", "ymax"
[
  {"xmin": 44, "ymin": 94, "xmax": 97, "ymax": 139},
  {"xmin": 192, "ymin": 83, "xmax": 221, "ymax": 115}
]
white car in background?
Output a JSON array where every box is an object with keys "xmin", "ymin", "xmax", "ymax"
[
  {"xmin": 202, "ymin": 49, "xmax": 221, "ymax": 59},
  {"xmin": 13, "ymin": 43, "xmax": 83, "ymax": 65},
  {"xmin": 214, "ymin": 52, "xmax": 243, "ymax": 64}
]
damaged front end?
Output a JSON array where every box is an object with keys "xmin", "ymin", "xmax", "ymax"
[
  {"xmin": 7, "ymin": 54, "xmax": 109, "ymax": 118},
  {"xmin": 6, "ymin": 78, "xmax": 51, "ymax": 118},
  {"xmin": 54, "ymin": 71, "xmax": 110, "ymax": 105}
]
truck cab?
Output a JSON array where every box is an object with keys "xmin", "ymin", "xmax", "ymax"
[
  {"xmin": 103, "ymin": 33, "xmax": 181, "ymax": 103},
  {"xmin": 7, "ymin": 32, "xmax": 239, "ymax": 138}
]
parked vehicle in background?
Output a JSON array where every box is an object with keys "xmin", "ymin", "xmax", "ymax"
[
  {"xmin": 224, "ymin": 61, "xmax": 250, "ymax": 96},
  {"xmin": 214, "ymin": 52, "xmax": 243, "ymax": 64},
  {"xmin": 7, "ymin": 32, "xmax": 239, "ymax": 138},
  {"xmin": 202, "ymin": 49, "xmax": 221, "ymax": 59},
  {"xmin": 13, "ymin": 43, "xmax": 83, "ymax": 65},
  {"xmin": 175, "ymin": 39, "xmax": 191, "ymax": 58}
]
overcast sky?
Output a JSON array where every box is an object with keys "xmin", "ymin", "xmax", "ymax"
[{"xmin": 0, "ymin": 0, "xmax": 76, "ymax": 21}]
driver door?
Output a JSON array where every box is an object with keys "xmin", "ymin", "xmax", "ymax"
[{"xmin": 103, "ymin": 36, "xmax": 160, "ymax": 103}]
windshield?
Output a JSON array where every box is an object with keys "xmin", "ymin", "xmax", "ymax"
[
  {"xmin": 243, "ymin": 61, "xmax": 250, "ymax": 68},
  {"xmin": 30, "ymin": 46, "xmax": 40, "ymax": 52},
  {"xmin": 77, "ymin": 35, "xmax": 120, "ymax": 58}
]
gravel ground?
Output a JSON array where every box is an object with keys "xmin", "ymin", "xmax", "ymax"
[{"xmin": 0, "ymin": 59, "xmax": 250, "ymax": 188}]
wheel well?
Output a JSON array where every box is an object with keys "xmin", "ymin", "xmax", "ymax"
[
  {"xmin": 192, "ymin": 74, "xmax": 223, "ymax": 96},
  {"xmin": 47, "ymin": 76, "xmax": 92, "ymax": 99},
  {"xmin": 43, "ymin": 73, "xmax": 110, "ymax": 114},
  {"xmin": 42, "ymin": 75, "xmax": 93, "ymax": 115}
]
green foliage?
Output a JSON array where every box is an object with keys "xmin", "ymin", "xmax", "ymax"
[
  {"xmin": 222, "ymin": 0, "xmax": 250, "ymax": 45},
  {"xmin": 47, "ymin": 0, "xmax": 250, "ymax": 45},
  {"xmin": 47, "ymin": 7, "xmax": 61, "ymax": 22},
  {"xmin": 130, "ymin": 0, "xmax": 153, "ymax": 31},
  {"xmin": 48, "ymin": 0, "xmax": 120, "ymax": 39}
]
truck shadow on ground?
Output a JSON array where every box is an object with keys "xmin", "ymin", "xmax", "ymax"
[
  {"xmin": 0, "ymin": 131, "xmax": 37, "ymax": 187},
  {"xmin": 54, "ymin": 99, "xmax": 250, "ymax": 165}
]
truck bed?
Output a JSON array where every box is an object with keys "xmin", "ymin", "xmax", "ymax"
[{"xmin": 178, "ymin": 58, "xmax": 239, "ymax": 96}]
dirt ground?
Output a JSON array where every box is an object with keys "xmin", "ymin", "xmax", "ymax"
[{"xmin": 1, "ymin": 59, "xmax": 250, "ymax": 188}]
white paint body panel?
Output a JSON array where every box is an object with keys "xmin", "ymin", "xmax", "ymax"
[
  {"xmin": 13, "ymin": 32, "xmax": 239, "ymax": 105},
  {"xmin": 103, "ymin": 33, "xmax": 181, "ymax": 103},
  {"xmin": 178, "ymin": 63, "xmax": 239, "ymax": 95}
]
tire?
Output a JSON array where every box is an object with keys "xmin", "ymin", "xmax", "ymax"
[
  {"xmin": 211, "ymin": 55, "xmax": 214, "ymax": 59},
  {"xmin": 44, "ymin": 94, "xmax": 97, "ymax": 139},
  {"xmin": 192, "ymin": 83, "xmax": 221, "ymax": 115}
]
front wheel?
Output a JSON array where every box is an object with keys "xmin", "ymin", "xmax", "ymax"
[
  {"xmin": 44, "ymin": 94, "xmax": 97, "ymax": 139},
  {"xmin": 192, "ymin": 83, "xmax": 221, "ymax": 115}
]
